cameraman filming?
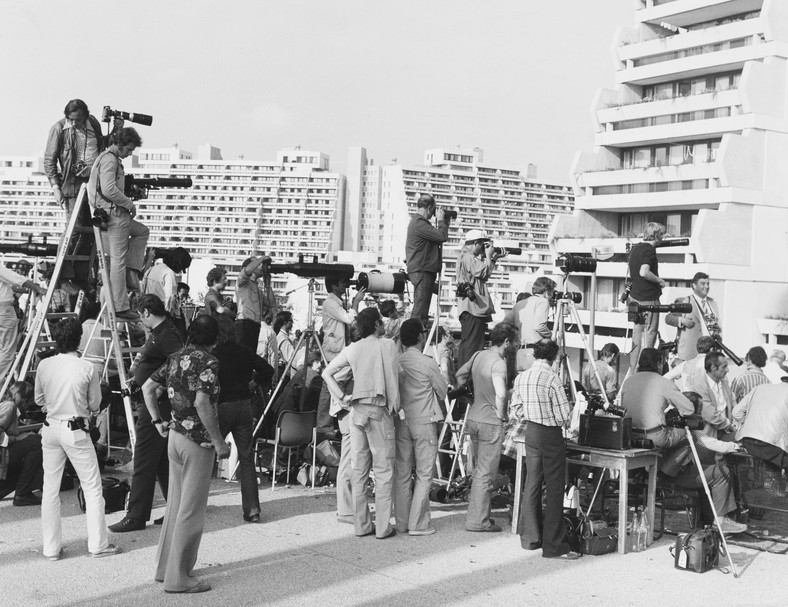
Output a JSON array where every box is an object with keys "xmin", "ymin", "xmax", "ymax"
[
  {"xmin": 456, "ymin": 230, "xmax": 500, "ymax": 368},
  {"xmin": 87, "ymin": 128, "xmax": 150, "ymax": 321},
  {"xmin": 406, "ymin": 193, "xmax": 451, "ymax": 325},
  {"xmin": 627, "ymin": 222, "xmax": 667, "ymax": 372},
  {"xmin": 45, "ymin": 99, "xmax": 123, "ymax": 285}
]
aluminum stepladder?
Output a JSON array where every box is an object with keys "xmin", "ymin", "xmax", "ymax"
[{"xmin": 0, "ymin": 184, "xmax": 137, "ymax": 450}]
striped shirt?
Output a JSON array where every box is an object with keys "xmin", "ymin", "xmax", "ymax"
[
  {"xmin": 731, "ymin": 367, "xmax": 770, "ymax": 401},
  {"xmin": 512, "ymin": 359, "xmax": 571, "ymax": 428}
]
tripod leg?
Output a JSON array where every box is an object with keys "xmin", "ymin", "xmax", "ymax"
[{"xmin": 685, "ymin": 427, "xmax": 738, "ymax": 577}]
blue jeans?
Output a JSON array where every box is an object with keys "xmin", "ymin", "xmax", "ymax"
[{"xmin": 465, "ymin": 419, "xmax": 503, "ymax": 531}]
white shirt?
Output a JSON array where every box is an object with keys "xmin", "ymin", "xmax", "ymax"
[
  {"xmin": 0, "ymin": 264, "xmax": 25, "ymax": 306},
  {"xmin": 34, "ymin": 352, "xmax": 101, "ymax": 420},
  {"xmin": 764, "ymin": 361, "xmax": 788, "ymax": 384}
]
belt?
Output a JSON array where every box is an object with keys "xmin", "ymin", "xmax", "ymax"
[{"xmin": 632, "ymin": 425, "xmax": 664, "ymax": 434}]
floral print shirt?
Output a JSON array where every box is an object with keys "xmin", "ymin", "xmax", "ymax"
[{"xmin": 150, "ymin": 344, "xmax": 220, "ymax": 448}]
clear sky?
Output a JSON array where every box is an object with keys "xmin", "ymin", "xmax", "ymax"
[{"xmin": 2, "ymin": 0, "xmax": 635, "ymax": 184}]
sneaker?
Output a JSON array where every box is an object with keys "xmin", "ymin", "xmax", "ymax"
[
  {"xmin": 89, "ymin": 544, "xmax": 121, "ymax": 558},
  {"xmin": 108, "ymin": 517, "xmax": 145, "ymax": 533},
  {"xmin": 409, "ymin": 527, "xmax": 436, "ymax": 536},
  {"xmin": 717, "ymin": 516, "xmax": 747, "ymax": 535}
]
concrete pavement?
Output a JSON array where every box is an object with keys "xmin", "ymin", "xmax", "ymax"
[{"xmin": 1, "ymin": 477, "xmax": 785, "ymax": 607}]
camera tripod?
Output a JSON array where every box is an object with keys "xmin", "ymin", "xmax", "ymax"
[
  {"xmin": 551, "ymin": 295, "xmax": 612, "ymax": 411},
  {"xmin": 238, "ymin": 277, "xmax": 329, "ymax": 480}
]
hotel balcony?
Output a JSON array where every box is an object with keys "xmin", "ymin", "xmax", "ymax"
[
  {"xmin": 615, "ymin": 22, "xmax": 779, "ymax": 86},
  {"xmin": 636, "ymin": 0, "xmax": 765, "ymax": 30}
]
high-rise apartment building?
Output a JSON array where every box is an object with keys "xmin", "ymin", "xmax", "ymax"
[
  {"xmin": 345, "ymin": 147, "xmax": 575, "ymax": 320},
  {"xmin": 0, "ymin": 147, "xmax": 346, "ymax": 300},
  {"xmin": 131, "ymin": 145, "xmax": 345, "ymax": 295},
  {"xmin": 550, "ymin": 0, "xmax": 788, "ymax": 362}
]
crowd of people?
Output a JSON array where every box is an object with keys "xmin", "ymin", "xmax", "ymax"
[{"xmin": 2, "ymin": 102, "xmax": 788, "ymax": 592}]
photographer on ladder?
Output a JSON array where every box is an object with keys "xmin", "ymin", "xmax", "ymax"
[
  {"xmin": 88, "ymin": 128, "xmax": 150, "ymax": 321},
  {"xmin": 45, "ymin": 99, "xmax": 124, "ymax": 287},
  {"xmin": 456, "ymin": 229, "xmax": 500, "ymax": 369},
  {"xmin": 406, "ymin": 193, "xmax": 451, "ymax": 326},
  {"xmin": 626, "ymin": 222, "xmax": 667, "ymax": 372}
]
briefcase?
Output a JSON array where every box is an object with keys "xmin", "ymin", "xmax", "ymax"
[{"xmin": 578, "ymin": 414, "xmax": 632, "ymax": 450}]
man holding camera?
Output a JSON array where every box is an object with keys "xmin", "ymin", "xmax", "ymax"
[
  {"xmin": 456, "ymin": 229, "xmax": 500, "ymax": 369},
  {"xmin": 406, "ymin": 193, "xmax": 451, "ymax": 325},
  {"xmin": 45, "ymin": 100, "xmax": 123, "ymax": 285},
  {"xmin": 516, "ymin": 277, "xmax": 556, "ymax": 372},
  {"xmin": 665, "ymin": 272, "xmax": 721, "ymax": 363},
  {"xmin": 316, "ymin": 273, "xmax": 364, "ymax": 440},
  {"xmin": 627, "ymin": 222, "xmax": 667, "ymax": 372},
  {"xmin": 87, "ymin": 127, "xmax": 150, "ymax": 321},
  {"xmin": 620, "ymin": 348, "xmax": 745, "ymax": 534},
  {"xmin": 109, "ymin": 295, "xmax": 184, "ymax": 533},
  {"xmin": 235, "ymin": 256, "xmax": 277, "ymax": 352}
]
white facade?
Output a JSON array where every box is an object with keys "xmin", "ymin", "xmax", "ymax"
[
  {"xmin": 550, "ymin": 0, "xmax": 788, "ymax": 360},
  {"xmin": 0, "ymin": 147, "xmax": 346, "ymax": 301},
  {"xmin": 345, "ymin": 147, "xmax": 575, "ymax": 320}
]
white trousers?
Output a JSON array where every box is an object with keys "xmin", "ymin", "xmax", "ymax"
[{"xmin": 41, "ymin": 420, "xmax": 109, "ymax": 556}]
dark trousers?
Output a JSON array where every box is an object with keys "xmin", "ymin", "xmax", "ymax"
[
  {"xmin": 740, "ymin": 437, "xmax": 788, "ymax": 470},
  {"xmin": 236, "ymin": 319, "xmax": 261, "ymax": 353},
  {"xmin": 127, "ymin": 404, "xmax": 170, "ymax": 522},
  {"xmin": 409, "ymin": 271, "xmax": 436, "ymax": 326},
  {"xmin": 218, "ymin": 399, "xmax": 260, "ymax": 518},
  {"xmin": 519, "ymin": 422, "xmax": 570, "ymax": 558},
  {"xmin": 0, "ymin": 434, "xmax": 43, "ymax": 499},
  {"xmin": 458, "ymin": 312, "xmax": 488, "ymax": 370}
]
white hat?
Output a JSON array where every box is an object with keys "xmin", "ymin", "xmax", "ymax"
[{"xmin": 464, "ymin": 229, "xmax": 490, "ymax": 243}]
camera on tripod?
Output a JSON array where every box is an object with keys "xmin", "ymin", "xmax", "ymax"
[
  {"xmin": 456, "ymin": 281, "xmax": 477, "ymax": 302},
  {"xmin": 550, "ymin": 291, "xmax": 582, "ymax": 305},
  {"xmin": 627, "ymin": 301, "xmax": 691, "ymax": 324},
  {"xmin": 102, "ymin": 106, "xmax": 153, "ymax": 127},
  {"xmin": 0, "ymin": 235, "xmax": 58, "ymax": 257},
  {"xmin": 585, "ymin": 392, "xmax": 627, "ymax": 417}
]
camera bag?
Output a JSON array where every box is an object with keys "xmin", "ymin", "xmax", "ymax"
[
  {"xmin": 671, "ymin": 526, "xmax": 724, "ymax": 573},
  {"xmin": 77, "ymin": 477, "xmax": 130, "ymax": 514}
]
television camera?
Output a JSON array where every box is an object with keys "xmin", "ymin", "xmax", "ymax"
[
  {"xmin": 627, "ymin": 301, "xmax": 692, "ymax": 325},
  {"xmin": 625, "ymin": 237, "xmax": 690, "ymax": 254},
  {"xmin": 91, "ymin": 176, "xmax": 194, "ymax": 230},
  {"xmin": 550, "ymin": 291, "xmax": 582, "ymax": 305},
  {"xmin": 268, "ymin": 254, "xmax": 408, "ymax": 295},
  {"xmin": 0, "ymin": 235, "xmax": 58, "ymax": 258},
  {"xmin": 664, "ymin": 405, "xmax": 704, "ymax": 430},
  {"xmin": 101, "ymin": 106, "xmax": 153, "ymax": 127}
]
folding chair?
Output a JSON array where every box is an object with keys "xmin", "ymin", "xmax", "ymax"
[{"xmin": 258, "ymin": 410, "xmax": 317, "ymax": 490}]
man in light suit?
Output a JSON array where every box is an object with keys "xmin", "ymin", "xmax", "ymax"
[
  {"xmin": 688, "ymin": 351, "xmax": 738, "ymax": 439},
  {"xmin": 665, "ymin": 272, "xmax": 721, "ymax": 363}
]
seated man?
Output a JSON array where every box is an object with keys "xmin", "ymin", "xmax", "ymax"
[
  {"xmin": 581, "ymin": 342, "xmax": 619, "ymax": 402},
  {"xmin": 620, "ymin": 348, "xmax": 746, "ymax": 535},
  {"xmin": 0, "ymin": 381, "xmax": 43, "ymax": 505},
  {"xmin": 689, "ymin": 351, "xmax": 737, "ymax": 439},
  {"xmin": 663, "ymin": 336, "xmax": 715, "ymax": 392},
  {"xmin": 733, "ymin": 382, "xmax": 788, "ymax": 471}
]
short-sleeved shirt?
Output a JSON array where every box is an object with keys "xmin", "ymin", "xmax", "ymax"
[
  {"xmin": 628, "ymin": 242, "xmax": 661, "ymax": 301},
  {"xmin": 466, "ymin": 350, "xmax": 507, "ymax": 425},
  {"xmin": 149, "ymin": 344, "xmax": 220, "ymax": 447}
]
